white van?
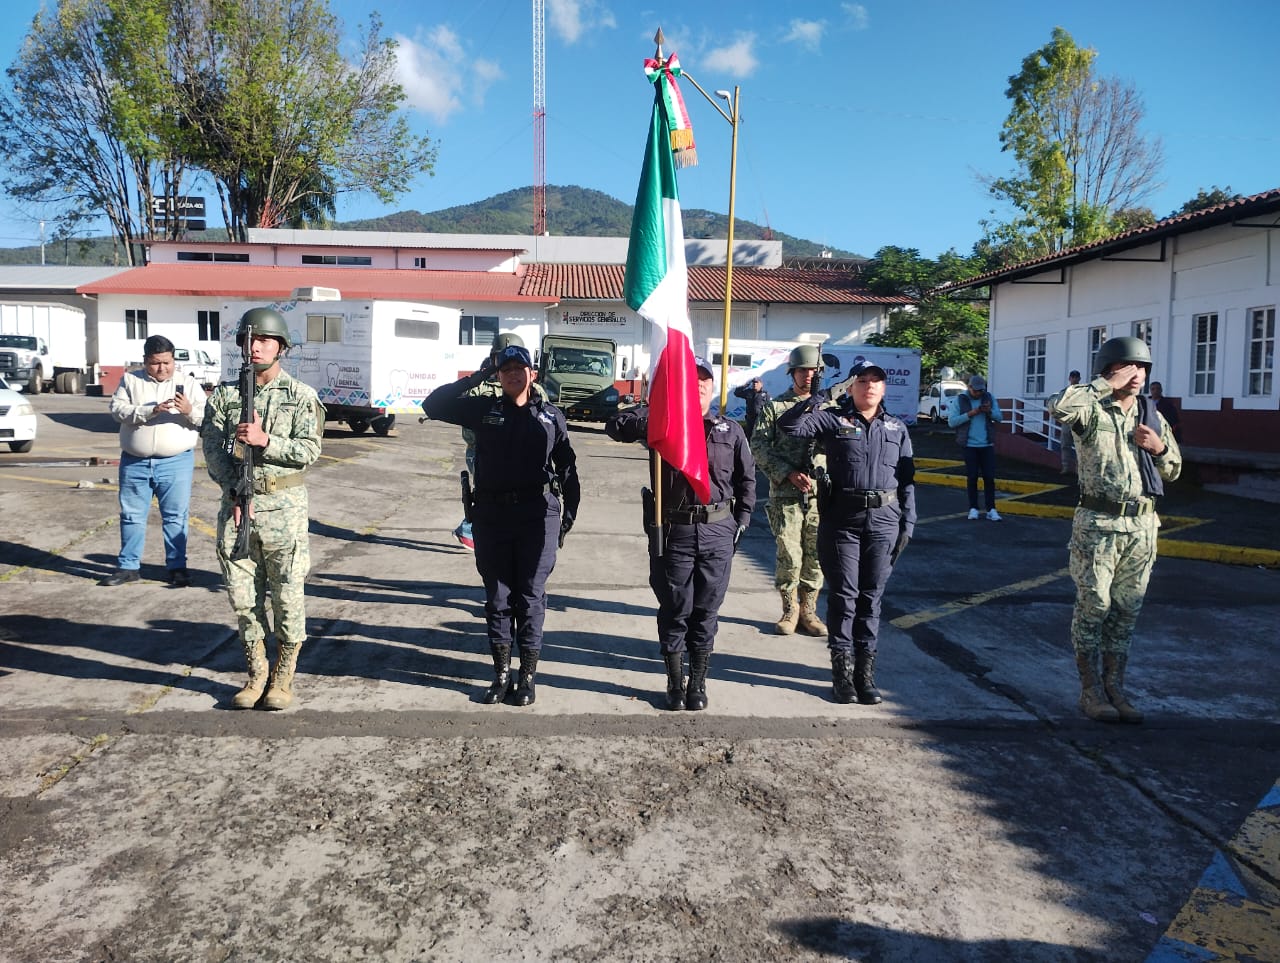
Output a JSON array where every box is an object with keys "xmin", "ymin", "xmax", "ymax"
[{"xmin": 918, "ymin": 380, "xmax": 967, "ymax": 421}]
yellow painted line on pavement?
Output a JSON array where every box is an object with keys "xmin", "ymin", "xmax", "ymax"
[
  {"xmin": 0, "ymin": 472, "xmax": 118, "ymax": 491},
  {"xmin": 1148, "ymin": 781, "xmax": 1280, "ymax": 963},
  {"xmin": 189, "ymin": 515, "xmax": 217, "ymax": 538},
  {"xmin": 891, "ymin": 568, "xmax": 1071, "ymax": 630}
]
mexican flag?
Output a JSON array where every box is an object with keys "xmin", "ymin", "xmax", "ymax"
[{"xmin": 623, "ymin": 95, "xmax": 711, "ymax": 504}]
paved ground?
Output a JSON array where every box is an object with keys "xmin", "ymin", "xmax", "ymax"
[{"xmin": 0, "ymin": 394, "xmax": 1277, "ymax": 962}]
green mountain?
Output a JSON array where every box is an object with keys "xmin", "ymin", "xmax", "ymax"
[{"xmin": 0, "ymin": 184, "xmax": 861, "ymax": 265}]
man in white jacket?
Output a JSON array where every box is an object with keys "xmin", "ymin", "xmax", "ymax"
[{"xmin": 103, "ymin": 335, "xmax": 206, "ymax": 586}]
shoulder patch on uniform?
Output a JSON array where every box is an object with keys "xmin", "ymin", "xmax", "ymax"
[
  {"xmin": 713, "ymin": 421, "xmax": 732, "ymax": 432},
  {"xmin": 538, "ymin": 410, "xmax": 556, "ymax": 425}
]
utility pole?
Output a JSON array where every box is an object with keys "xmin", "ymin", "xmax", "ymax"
[{"xmin": 532, "ymin": 0, "xmax": 547, "ymax": 235}]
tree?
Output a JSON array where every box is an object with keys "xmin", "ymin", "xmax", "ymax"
[
  {"xmin": 983, "ymin": 27, "xmax": 1164, "ymax": 262},
  {"xmin": 862, "ymin": 246, "xmax": 991, "ymax": 378},
  {"xmin": 1173, "ymin": 186, "xmax": 1241, "ymax": 217},
  {"xmin": 0, "ymin": 0, "xmax": 436, "ymax": 249}
]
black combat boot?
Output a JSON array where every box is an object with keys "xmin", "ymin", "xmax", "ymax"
[
  {"xmin": 663, "ymin": 651, "xmax": 686, "ymax": 711},
  {"xmin": 512, "ymin": 646, "xmax": 539, "ymax": 707},
  {"xmin": 685, "ymin": 649, "xmax": 709, "ymax": 711},
  {"xmin": 831, "ymin": 651, "xmax": 857, "ymax": 704},
  {"xmin": 482, "ymin": 644, "xmax": 512, "ymax": 705},
  {"xmin": 853, "ymin": 650, "xmax": 882, "ymax": 705}
]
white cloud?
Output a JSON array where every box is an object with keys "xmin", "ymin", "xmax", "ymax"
[
  {"xmin": 842, "ymin": 3, "xmax": 870, "ymax": 30},
  {"xmin": 393, "ymin": 25, "xmax": 503, "ymax": 123},
  {"xmin": 783, "ymin": 19, "xmax": 826, "ymax": 51},
  {"xmin": 548, "ymin": 0, "xmax": 617, "ymax": 45},
  {"xmin": 702, "ymin": 34, "xmax": 759, "ymax": 79}
]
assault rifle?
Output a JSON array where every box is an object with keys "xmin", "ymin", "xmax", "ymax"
[{"xmin": 230, "ymin": 352, "xmax": 256, "ymax": 560}]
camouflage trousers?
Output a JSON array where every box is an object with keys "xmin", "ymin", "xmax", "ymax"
[
  {"xmin": 216, "ymin": 501, "xmax": 311, "ymax": 647},
  {"xmin": 1068, "ymin": 522, "xmax": 1158, "ymax": 657},
  {"xmin": 765, "ymin": 496, "xmax": 823, "ymax": 594}
]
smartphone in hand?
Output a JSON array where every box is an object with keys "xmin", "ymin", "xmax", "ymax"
[{"xmin": 175, "ymin": 385, "xmax": 185, "ymax": 397}]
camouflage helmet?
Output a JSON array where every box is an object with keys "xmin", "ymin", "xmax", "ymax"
[
  {"xmin": 236, "ymin": 307, "xmax": 292, "ymax": 349},
  {"xmin": 490, "ymin": 332, "xmax": 525, "ymax": 360},
  {"xmin": 787, "ymin": 343, "xmax": 822, "ymax": 372},
  {"xmin": 1093, "ymin": 336, "xmax": 1151, "ymax": 376}
]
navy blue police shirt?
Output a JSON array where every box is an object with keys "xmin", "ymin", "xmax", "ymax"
[
  {"xmin": 606, "ymin": 405, "xmax": 757, "ymax": 529},
  {"xmin": 777, "ymin": 396, "xmax": 916, "ymax": 537},
  {"xmin": 422, "ymin": 372, "xmax": 581, "ymax": 526}
]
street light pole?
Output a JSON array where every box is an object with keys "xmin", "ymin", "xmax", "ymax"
[{"xmin": 681, "ymin": 74, "xmax": 740, "ymax": 412}]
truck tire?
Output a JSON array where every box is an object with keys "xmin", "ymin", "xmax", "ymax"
[
  {"xmin": 55, "ymin": 372, "xmax": 71, "ymax": 393},
  {"xmin": 9, "ymin": 440, "xmax": 34, "ymax": 453},
  {"xmin": 27, "ymin": 371, "xmax": 43, "ymax": 394},
  {"xmin": 64, "ymin": 371, "xmax": 83, "ymax": 394},
  {"xmin": 347, "ymin": 417, "xmax": 370, "ymax": 434},
  {"xmin": 372, "ymin": 414, "xmax": 396, "ymax": 436}
]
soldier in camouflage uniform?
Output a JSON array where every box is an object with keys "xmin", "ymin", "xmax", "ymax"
[
  {"xmin": 202, "ymin": 308, "xmax": 323, "ymax": 711},
  {"xmin": 1051, "ymin": 337, "xmax": 1181, "ymax": 724},
  {"xmin": 451, "ymin": 333, "xmax": 546, "ymax": 550},
  {"xmin": 750, "ymin": 344, "xmax": 826, "ymax": 636}
]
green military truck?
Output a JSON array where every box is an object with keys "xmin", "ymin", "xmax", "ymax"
[{"xmin": 537, "ymin": 334, "xmax": 621, "ymax": 421}]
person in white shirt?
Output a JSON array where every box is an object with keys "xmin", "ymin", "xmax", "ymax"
[{"xmin": 103, "ymin": 335, "xmax": 206, "ymax": 586}]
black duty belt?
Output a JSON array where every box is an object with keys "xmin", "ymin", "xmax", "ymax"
[
  {"xmin": 473, "ymin": 484, "xmax": 551, "ymax": 506},
  {"xmin": 665, "ymin": 501, "xmax": 731, "ymax": 525},
  {"xmin": 833, "ymin": 489, "xmax": 896, "ymax": 509},
  {"xmin": 1079, "ymin": 493, "xmax": 1154, "ymax": 517}
]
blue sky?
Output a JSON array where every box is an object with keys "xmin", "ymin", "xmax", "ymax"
[{"xmin": 1, "ymin": 0, "xmax": 1277, "ymax": 258}]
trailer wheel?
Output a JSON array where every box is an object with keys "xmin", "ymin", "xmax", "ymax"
[
  {"xmin": 64, "ymin": 371, "xmax": 83, "ymax": 394},
  {"xmin": 372, "ymin": 414, "xmax": 396, "ymax": 436},
  {"xmin": 347, "ymin": 417, "xmax": 370, "ymax": 434}
]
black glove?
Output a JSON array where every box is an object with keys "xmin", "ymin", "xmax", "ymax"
[
  {"xmin": 478, "ymin": 354, "xmax": 498, "ymax": 378},
  {"xmin": 733, "ymin": 525, "xmax": 747, "ymax": 552},
  {"xmin": 558, "ymin": 518, "xmax": 573, "ymax": 548},
  {"xmin": 889, "ymin": 529, "xmax": 909, "ymax": 566}
]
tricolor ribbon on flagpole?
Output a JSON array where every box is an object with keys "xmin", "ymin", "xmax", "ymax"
[{"xmin": 643, "ymin": 53, "xmax": 698, "ymax": 169}]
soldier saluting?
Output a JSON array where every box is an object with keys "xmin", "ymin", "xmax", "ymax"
[{"xmin": 202, "ymin": 308, "xmax": 323, "ymax": 711}]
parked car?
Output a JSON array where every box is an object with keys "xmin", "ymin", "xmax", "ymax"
[
  {"xmin": 0, "ymin": 374, "xmax": 37, "ymax": 452},
  {"xmin": 918, "ymin": 380, "xmax": 968, "ymax": 421}
]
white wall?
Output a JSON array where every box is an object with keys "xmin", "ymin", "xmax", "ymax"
[
  {"xmin": 96, "ymin": 293, "xmax": 226, "ymax": 369},
  {"xmin": 989, "ymin": 224, "xmax": 1278, "ymax": 412}
]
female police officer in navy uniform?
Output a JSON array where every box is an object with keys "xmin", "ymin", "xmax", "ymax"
[
  {"xmin": 421, "ymin": 343, "xmax": 580, "ymax": 706},
  {"xmin": 778, "ymin": 359, "xmax": 915, "ymax": 705},
  {"xmin": 606, "ymin": 356, "xmax": 756, "ymax": 711}
]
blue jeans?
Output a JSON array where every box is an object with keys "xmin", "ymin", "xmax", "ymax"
[{"xmin": 117, "ymin": 448, "xmax": 194, "ymax": 570}]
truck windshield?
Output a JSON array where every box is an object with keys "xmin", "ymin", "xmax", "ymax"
[
  {"xmin": 0, "ymin": 335, "xmax": 37, "ymax": 350},
  {"xmin": 547, "ymin": 349, "xmax": 611, "ymax": 377}
]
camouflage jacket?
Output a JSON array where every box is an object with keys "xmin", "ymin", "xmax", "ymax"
[
  {"xmin": 1051, "ymin": 377, "xmax": 1182, "ymax": 532},
  {"xmin": 750, "ymin": 388, "xmax": 827, "ymax": 499},
  {"xmin": 202, "ymin": 369, "xmax": 324, "ymax": 511}
]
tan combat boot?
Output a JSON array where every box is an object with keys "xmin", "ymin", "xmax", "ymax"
[
  {"xmin": 232, "ymin": 637, "xmax": 269, "ymax": 709},
  {"xmin": 796, "ymin": 587, "xmax": 827, "ymax": 637},
  {"xmin": 262, "ymin": 640, "xmax": 303, "ymax": 711},
  {"xmin": 774, "ymin": 589, "xmax": 799, "ymax": 635},
  {"xmin": 1101, "ymin": 652, "xmax": 1143, "ymax": 724},
  {"xmin": 1075, "ymin": 649, "xmax": 1120, "ymax": 722}
]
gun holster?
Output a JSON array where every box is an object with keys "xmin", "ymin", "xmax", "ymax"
[
  {"xmin": 814, "ymin": 467, "xmax": 832, "ymax": 514},
  {"xmin": 641, "ymin": 486, "xmax": 656, "ymax": 532}
]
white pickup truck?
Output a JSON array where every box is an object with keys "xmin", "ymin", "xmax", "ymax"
[
  {"xmin": 0, "ymin": 334, "xmax": 53, "ymax": 394},
  {"xmin": 172, "ymin": 346, "xmax": 220, "ymax": 388}
]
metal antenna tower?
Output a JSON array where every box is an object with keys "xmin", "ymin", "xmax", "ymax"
[{"xmin": 532, "ymin": 0, "xmax": 547, "ymax": 235}]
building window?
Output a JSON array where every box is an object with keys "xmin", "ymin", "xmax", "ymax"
[
  {"xmin": 214, "ymin": 252, "xmax": 250, "ymax": 263},
  {"xmin": 300, "ymin": 254, "xmax": 372, "ymax": 266},
  {"xmin": 177, "ymin": 251, "xmax": 213, "ymax": 261},
  {"xmin": 413, "ymin": 256, "xmax": 427, "ymax": 269},
  {"xmin": 306, "ymin": 313, "xmax": 343, "ymax": 343},
  {"xmin": 1024, "ymin": 336, "xmax": 1046, "ymax": 395},
  {"xmin": 1132, "ymin": 319, "xmax": 1152, "ymax": 345},
  {"xmin": 1246, "ymin": 306, "xmax": 1275, "ymax": 396},
  {"xmin": 1192, "ymin": 312, "xmax": 1218, "ymax": 395},
  {"xmin": 1087, "ymin": 326, "xmax": 1107, "ymax": 377},
  {"xmin": 125, "ymin": 309, "xmax": 149, "ymax": 340},
  {"xmin": 197, "ymin": 310, "xmax": 220, "ymax": 342},
  {"xmin": 394, "ymin": 318, "xmax": 440, "ymax": 340},
  {"xmin": 459, "ymin": 315, "xmax": 499, "ymax": 347}
]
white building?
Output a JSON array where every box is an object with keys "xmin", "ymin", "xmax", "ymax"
[{"xmin": 944, "ymin": 187, "xmax": 1280, "ymax": 482}]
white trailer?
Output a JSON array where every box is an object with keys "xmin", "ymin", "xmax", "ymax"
[
  {"xmin": 221, "ymin": 292, "xmax": 463, "ymax": 435},
  {"xmin": 707, "ymin": 337, "xmax": 922, "ymax": 425},
  {"xmin": 0, "ymin": 301, "xmax": 93, "ymax": 393}
]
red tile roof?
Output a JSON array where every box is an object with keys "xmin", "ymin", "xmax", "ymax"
[
  {"xmin": 76, "ymin": 263, "xmax": 556, "ymax": 303},
  {"xmin": 520, "ymin": 264, "xmax": 912, "ymax": 305},
  {"xmin": 940, "ymin": 186, "xmax": 1280, "ymax": 292}
]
